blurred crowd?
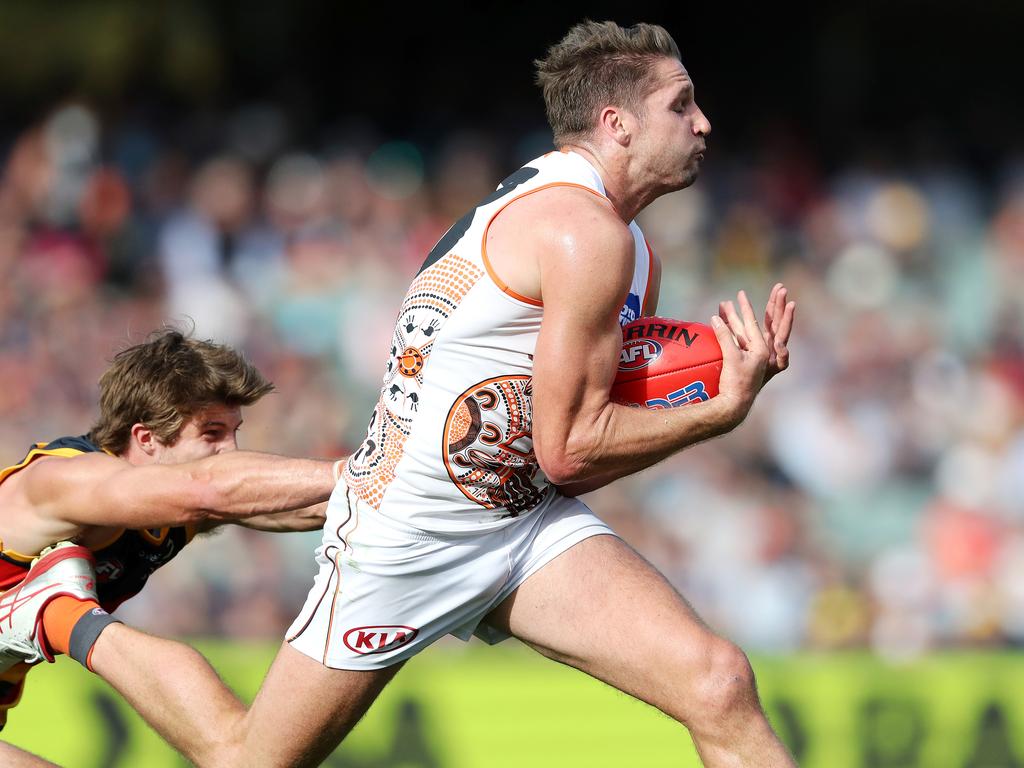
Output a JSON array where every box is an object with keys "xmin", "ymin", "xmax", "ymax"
[{"xmin": 2, "ymin": 102, "xmax": 1024, "ymax": 658}]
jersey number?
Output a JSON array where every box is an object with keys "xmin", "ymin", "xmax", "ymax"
[{"xmin": 416, "ymin": 166, "xmax": 540, "ymax": 276}]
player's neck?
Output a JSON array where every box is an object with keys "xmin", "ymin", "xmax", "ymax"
[
  {"xmin": 561, "ymin": 144, "xmax": 648, "ymax": 223},
  {"xmin": 120, "ymin": 443, "xmax": 151, "ymax": 467}
]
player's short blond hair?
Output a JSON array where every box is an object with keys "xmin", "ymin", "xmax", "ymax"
[
  {"xmin": 90, "ymin": 329, "xmax": 273, "ymax": 455},
  {"xmin": 535, "ymin": 20, "xmax": 681, "ymax": 147}
]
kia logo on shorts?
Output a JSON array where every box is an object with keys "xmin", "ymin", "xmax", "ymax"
[
  {"xmin": 618, "ymin": 339, "xmax": 663, "ymax": 371},
  {"xmin": 343, "ymin": 625, "xmax": 419, "ymax": 655}
]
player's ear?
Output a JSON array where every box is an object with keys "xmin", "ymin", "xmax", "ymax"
[
  {"xmin": 598, "ymin": 106, "xmax": 632, "ymax": 147},
  {"xmin": 129, "ymin": 423, "xmax": 158, "ymax": 457}
]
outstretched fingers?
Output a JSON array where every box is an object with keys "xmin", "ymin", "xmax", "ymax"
[
  {"xmin": 736, "ymin": 290, "xmax": 768, "ymax": 355},
  {"xmin": 718, "ymin": 299, "xmax": 750, "ymax": 350},
  {"xmin": 710, "ymin": 314, "xmax": 740, "ymax": 360},
  {"xmin": 772, "ymin": 301, "xmax": 796, "ymax": 369},
  {"xmin": 761, "ymin": 283, "xmax": 796, "ymax": 383},
  {"xmin": 711, "ymin": 290, "xmax": 772, "ymax": 424},
  {"xmin": 721, "ymin": 290, "xmax": 772, "ymax": 356},
  {"xmin": 763, "ymin": 283, "xmax": 783, "ymax": 343}
]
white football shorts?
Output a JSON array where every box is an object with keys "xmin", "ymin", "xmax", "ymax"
[{"xmin": 286, "ymin": 479, "xmax": 615, "ymax": 670}]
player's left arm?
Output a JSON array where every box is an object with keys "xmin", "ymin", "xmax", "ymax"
[
  {"xmin": 558, "ymin": 253, "xmax": 663, "ymax": 498},
  {"xmin": 27, "ymin": 450, "xmax": 337, "ymax": 530},
  {"xmin": 195, "ymin": 501, "xmax": 328, "ymax": 534}
]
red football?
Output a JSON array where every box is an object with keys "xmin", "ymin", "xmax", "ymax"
[{"xmin": 611, "ymin": 317, "xmax": 723, "ymax": 409}]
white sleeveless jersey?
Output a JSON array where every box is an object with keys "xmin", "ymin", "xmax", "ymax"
[{"xmin": 344, "ymin": 150, "xmax": 654, "ymax": 532}]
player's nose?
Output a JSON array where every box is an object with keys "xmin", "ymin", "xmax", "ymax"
[{"xmin": 693, "ymin": 104, "xmax": 711, "ymax": 137}]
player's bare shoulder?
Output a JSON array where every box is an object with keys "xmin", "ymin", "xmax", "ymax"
[
  {"xmin": 20, "ymin": 451, "xmax": 123, "ymax": 509},
  {"xmin": 493, "ymin": 184, "xmax": 628, "ymax": 251},
  {"xmin": 487, "ymin": 185, "xmax": 633, "ymax": 301},
  {"xmin": 0, "ymin": 452, "xmax": 122, "ymax": 552}
]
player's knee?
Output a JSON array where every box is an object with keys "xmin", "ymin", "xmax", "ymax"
[
  {"xmin": 687, "ymin": 639, "xmax": 758, "ymax": 726},
  {"xmin": 194, "ymin": 730, "xmax": 244, "ymax": 768}
]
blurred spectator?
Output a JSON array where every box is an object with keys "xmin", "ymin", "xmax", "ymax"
[{"xmin": 3, "ymin": 98, "xmax": 1024, "ymax": 658}]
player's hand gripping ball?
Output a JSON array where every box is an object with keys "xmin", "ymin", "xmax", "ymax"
[{"xmin": 611, "ymin": 317, "xmax": 723, "ymax": 409}]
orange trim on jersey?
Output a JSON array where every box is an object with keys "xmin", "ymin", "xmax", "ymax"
[
  {"xmin": 0, "ymin": 447, "xmax": 84, "ymax": 485},
  {"xmin": 480, "ymin": 181, "xmax": 614, "ymax": 307},
  {"xmin": 139, "ymin": 528, "xmax": 169, "ymax": 546},
  {"xmin": 642, "ymin": 237, "xmax": 655, "ymax": 315}
]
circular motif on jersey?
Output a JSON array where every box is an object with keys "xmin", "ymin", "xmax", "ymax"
[
  {"xmin": 443, "ymin": 375, "xmax": 543, "ymax": 516},
  {"xmin": 397, "ymin": 346, "xmax": 424, "ymax": 377}
]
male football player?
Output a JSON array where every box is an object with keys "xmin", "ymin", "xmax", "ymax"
[
  {"xmin": 0, "ymin": 329, "xmax": 338, "ymax": 737},
  {"xmin": 5, "ymin": 22, "xmax": 796, "ymax": 767}
]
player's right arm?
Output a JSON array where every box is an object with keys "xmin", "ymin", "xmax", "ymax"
[
  {"xmin": 528, "ymin": 192, "xmax": 770, "ymax": 489},
  {"xmin": 24, "ymin": 451, "xmax": 336, "ymax": 530}
]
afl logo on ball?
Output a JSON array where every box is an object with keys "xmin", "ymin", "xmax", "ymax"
[
  {"xmin": 618, "ymin": 339, "xmax": 663, "ymax": 371},
  {"xmin": 343, "ymin": 625, "xmax": 419, "ymax": 655}
]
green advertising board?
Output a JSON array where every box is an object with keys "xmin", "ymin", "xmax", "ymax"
[{"xmin": 4, "ymin": 644, "xmax": 1024, "ymax": 767}]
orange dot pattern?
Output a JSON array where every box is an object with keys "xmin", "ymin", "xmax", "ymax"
[
  {"xmin": 449, "ymin": 401, "xmax": 473, "ymax": 444},
  {"xmin": 345, "ymin": 252, "xmax": 484, "ymax": 509},
  {"xmin": 402, "ymin": 253, "xmax": 483, "ymax": 321},
  {"xmin": 442, "ymin": 375, "xmax": 543, "ymax": 516}
]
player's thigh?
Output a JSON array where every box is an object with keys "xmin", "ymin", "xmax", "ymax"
[
  {"xmin": 485, "ymin": 534, "xmax": 725, "ymax": 715},
  {"xmin": 236, "ymin": 642, "xmax": 401, "ymax": 768}
]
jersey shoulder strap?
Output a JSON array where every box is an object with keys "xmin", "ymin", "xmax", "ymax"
[{"xmin": 0, "ymin": 434, "xmax": 102, "ymax": 485}]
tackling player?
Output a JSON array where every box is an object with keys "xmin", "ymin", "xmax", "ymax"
[{"xmin": 0, "ymin": 329, "xmax": 338, "ymax": 739}]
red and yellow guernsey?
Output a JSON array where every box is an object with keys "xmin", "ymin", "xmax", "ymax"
[{"xmin": 0, "ymin": 435, "xmax": 196, "ymax": 612}]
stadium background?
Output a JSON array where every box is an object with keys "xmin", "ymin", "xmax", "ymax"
[{"xmin": 2, "ymin": 1, "xmax": 1024, "ymax": 765}]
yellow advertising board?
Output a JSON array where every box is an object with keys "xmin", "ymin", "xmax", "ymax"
[{"xmin": 4, "ymin": 643, "xmax": 1024, "ymax": 767}]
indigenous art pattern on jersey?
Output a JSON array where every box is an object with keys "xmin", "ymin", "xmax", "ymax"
[
  {"xmin": 443, "ymin": 375, "xmax": 542, "ymax": 516},
  {"xmin": 345, "ymin": 254, "xmax": 484, "ymax": 508},
  {"xmin": 341, "ymin": 152, "xmax": 651, "ymax": 530}
]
